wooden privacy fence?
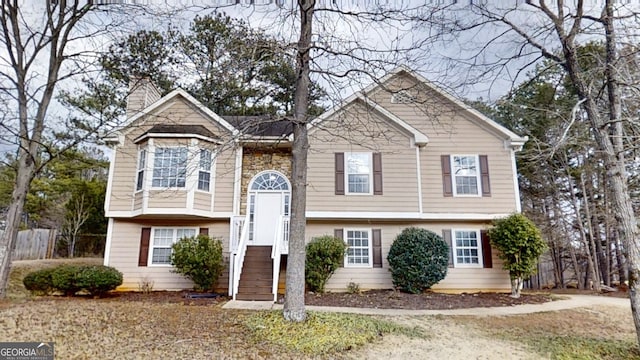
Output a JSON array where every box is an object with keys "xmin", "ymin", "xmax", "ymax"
[{"xmin": 11, "ymin": 229, "xmax": 57, "ymax": 260}]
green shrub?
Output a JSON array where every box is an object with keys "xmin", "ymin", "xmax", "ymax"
[
  {"xmin": 25, "ymin": 264, "xmax": 123, "ymax": 297},
  {"xmin": 23, "ymin": 268, "xmax": 55, "ymax": 295},
  {"xmin": 305, "ymin": 235, "xmax": 348, "ymax": 293},
  {"xmin": 74, "ymin": 265, "xmax": 123, "ymax": 297},
  {"xmin": 51, "ymin": 265, "xmax": 82, "ymax": 296},
  {"xmin": 171, "ymin": 234, "xmax": 224, "ymax": 292},
  {"xmin": 387, "ymin": 227, "xmax": 449, "ymax": 294},
  {"xmin": 489, "ymin": 213, "xmax": 546, "ymax": 298}
]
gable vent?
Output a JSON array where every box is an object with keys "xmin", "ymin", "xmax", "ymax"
[{"xmin": 391, "ymin": 90, "xmax": 416, "ymax": 104}]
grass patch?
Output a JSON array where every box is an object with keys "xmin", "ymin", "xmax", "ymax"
[
  {"xmin": 533, "ymin": 336, "xmax": 640, "ymax": 360},
  {"xmin": 457, "ymin": 307, "xmax": 640, "ymax": 360},
  {"xmin": 243, "ymin": 311, "xmax": 423, "ymax": 355}
]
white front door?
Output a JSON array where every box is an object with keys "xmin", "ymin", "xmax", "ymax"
[{"xmin": 253, "ymin": 192, "xmax": 283, "ymax": 245}]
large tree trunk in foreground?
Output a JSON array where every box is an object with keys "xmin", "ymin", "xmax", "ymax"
[
  {"xmin": 283, "ymin": 0, "xmax": 314, "ymax": 322},
  {"xmin": 0, "ymin": 162, "xmax": 34, "ymax": 298}
]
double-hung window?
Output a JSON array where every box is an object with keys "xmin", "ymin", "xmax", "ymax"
[
  {"xmin": 152, "ymin": 147, "xmax": 187, "ymax": 188},
  {"xmin": 136, "ymin": 149, "xmax": 146, "ymax": 191},
  {"xmin": 346, "ymin": 153, "xmax": 372, "ymax": 194},
  {"xmin": 453, "ymin": 230, "xmax": 482, "ymax": 267},
  {"xmin": 150, "ymin": 228, "xmax": 197, "ymax": 265},
  {"xmin": 345, "ymin": 229, "xmax": 372, "ymax": 267},
  {"xmin": 452, "ymin": 155, "xmax": 480, "ymax": 196},
  {"xmin": 198, "ymin": 149, "xmax": 212, "ymax": 191}
]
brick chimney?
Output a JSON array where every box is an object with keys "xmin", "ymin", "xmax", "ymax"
[{"xmin": 126, "ymin": 77, "xmax": 161, "ymax": 118}]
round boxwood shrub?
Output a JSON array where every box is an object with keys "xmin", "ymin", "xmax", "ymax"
[
  {"xmin": 387, "ymin": 227, "xmax": 449, "ymax": 294},
  {"xmin": 171, "ymin": 234, "xmax": 224, "ymax": 292},
  {"xmin": 23, "ymin": 264, "xmax": 123, "ymax": 297},
  {"xmin": 305, "ymin": 235, "xmax": 348, "ymax": 293},
  {"xmin": 23, "ymin": 268, "xmax": 55, "ymax": 295},
  {"xmin": 74, "ymin": 265, "xmax": 123, "ymax": 297},
  {"xmin": 51, "ymin": 265, "xmax": 83, "ymax": 296}
]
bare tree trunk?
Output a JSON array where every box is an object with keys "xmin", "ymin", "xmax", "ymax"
[
  {"xmin": 580, "ymin": 172, "xmax": 602, "ymax": 289},
  {"xmin": 615, "ymin": 229, "xmax": 628, "ymax": 284},
  {"xmin": 0, "ymin": 1, "xmax": 92, "ymax": 298},
  {"xmin": 566, "ymin": 164, "xmax": 601, "ymax": 291},
  {"xmin": 601, "ymin": 0, "xmax": 640, "ymax": 343},
  {"xmin": 283, "ymin": 0, "xmax": 314, "ymax": 322},
  {"xmin": 0, "ymin": 165, "xmax": 33, "ymax": 297}
]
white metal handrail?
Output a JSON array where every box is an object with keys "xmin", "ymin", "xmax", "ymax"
[
  {"xmin": 271, "ymin": 216, "xmax": 285, "ymax": 302},
  {"xmin": 231, "ymin": 213, "xmax": 251, "ymax": 300},
  {"xmin": 230, "ymin": 216, "xmax": 245, "ymax": 254},
  {"xmin": 271, "ymin": 216, "xmax": 290, "ymax": 301},
  {"xmin": 282, "ymin": 216, "xmax": 290, "ymax": 254}
]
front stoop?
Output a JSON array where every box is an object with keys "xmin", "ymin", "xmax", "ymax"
[{"xmin": 236, "ymin": 246, "xmax": 274, "ymax": 301}]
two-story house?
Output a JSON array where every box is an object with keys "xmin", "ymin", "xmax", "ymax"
[{"xmin": 103, "ymin": 66, "xmax": 526, "ymax": 301}]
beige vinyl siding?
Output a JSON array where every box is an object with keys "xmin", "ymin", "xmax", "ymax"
[
  {"xmin": 126, "ymin": 79, "xmax": 161, "ymax": 116},
  {"xmin": 107, "ymin": 95, "xmax": 235, "ymax": 215},
  {"xmin": 194, "ymin": 191, "xmax": 212, "ymax": 211},
  {"xmin": 133, "ymin": 192, "xmax": 143, "ymax": 211},
  {"xmin": 106, "ymin": 219, "xmax": 230, "ymax": 292},
  {"xmin": 306, "ymin": 221, "xmax": 509, "ymax": 292},
  {"xmin": 307, "ymin": 101, "xmax": 420, "ymax": 213},
  {"xmin": 147, "ymin": 190, "xmax": 187, "ymax": 208},
  {"xmin": 108, "ymin": 144, "xmax": 139, "ymax": 212},
  {"xmin": 368, "ymin": 74, "xmax": 519, "ymax": 214},
  {"xmin": 212, "ymin": 147, "xmax": 236, "ymax": 214}
]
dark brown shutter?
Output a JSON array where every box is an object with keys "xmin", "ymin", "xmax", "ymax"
[
  {"xmin": 481, "ymin": 230, "xmax": 493, "ymax": 268},
  {"xmin": 199, "ymin": 227, "xmax": 209, "ymax": 236},
  {"xmin": 373, "ymin": 153, "xmax": 383, "ymax": 195},
  {"xmin": 372, "ymin": 229, "xmax": 382, "ymax": 268},
  {"xmin": 441, "ymin": 155, "xmax": 453, "ymax": 197},
  {"xmin": 479, "ymin": 155, "xmax": 491, "ymax": 197},
  {"xmin": 138, "ymin": 227, "xmax": 151, "ymax": 267},
  {"xmin": 335, "ymin": 229, "xmax": 344, "ymax": 267},
  {"xmin": 335, "ymin": 153, "xmax": 345, "ymax": 195},
  {"xmin": 442, "ymin": 229, "xmax": 454, "ymax": 268}
]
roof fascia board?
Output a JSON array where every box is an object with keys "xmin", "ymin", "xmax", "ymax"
[
  {"xmin": 382, "ymin": 66, "xmax": 527, "ymax": 146},
  {"xmin": 356, "ymin": 94, "xmax": 429, "ymax": 146},
  {"xmin": 114, "ymin": 88, "xmax": 239, "ymax": 137}
]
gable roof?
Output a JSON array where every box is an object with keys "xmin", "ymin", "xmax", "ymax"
[
  {"xmin": 380, "ymin": 66, "xmax": 527, "ymax": 147},
  {"xmin": 107, "ymin": 89, "xmax": 239, "ymax": 141},
  {"xmin": 306, "ymin": 93, "xmax": 430, "ymax": 147},
  {"xmin": 308, "ymin": 66, "xmax": 527, "ymax": 150},
  {"xmin": 222, "ymin": 115, "xmax": 293, "ymax": 138},
  {"xmin": 107, "ymin": 66, "xmax": 526, "ymax": 150},
  {"xmin": 133, "ymin": 124, "xmax": 221, "ymax": 144}
]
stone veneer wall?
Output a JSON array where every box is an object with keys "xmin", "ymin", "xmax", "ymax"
[{"xmin": 239, "ymin": 147, "xmax": 292, "ymax": 215}]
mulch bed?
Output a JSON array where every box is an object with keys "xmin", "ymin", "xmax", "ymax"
[
  {"xmin": 304, "ymin": 289, "xmax": 552, "ymax": 310},
  {"xmin": 99, "ymin": 289, "xmax": 555, "ymax": 310}
]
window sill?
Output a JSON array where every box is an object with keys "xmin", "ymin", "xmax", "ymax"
[
  {"xmin": 147, "ymin": 263, "xmax": 173, "ymax": 267},
  {"xmin": 344, "ymin": 264, "xmax": 373, "ymax": 269},
  {"xmin": 453, "ymin": 264, "xmax": 483, "ymax": 269},
  {"xmin": 149, "ymin": 187, "xmax": 188, "ymax": 191}
]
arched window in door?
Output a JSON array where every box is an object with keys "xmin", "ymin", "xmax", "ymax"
[
  {"xmin": 247, "ymin": 171, "xmax": 291, "ymax": 242},
  {"xmin": 250, "ymin": 171, "xmax": 290, "ymax": 191}
]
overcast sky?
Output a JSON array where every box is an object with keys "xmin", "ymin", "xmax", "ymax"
[{"xmin": 3, "ymin": 0, "xmax": 637, "ymax": 159}]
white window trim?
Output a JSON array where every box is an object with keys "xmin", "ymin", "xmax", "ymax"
[
  {"xmin": 345, "ymin": 152, "xmax": 373, "ymax": 196},
  {"xmin": 196, "ymin": 148, "xmax": 213, "ymax": 193},
  {"xmin": 344, "ymin": 228, "xmax": 373, "ymax": 268},
  {"xmin": 135, "ymin": 147, "xmax": 147, "ymax": 193},
  {"xmin": 148, "ymin": 227, "xmax": 199, "ymax": 267},
  {"xmin": 150, "ymin": 146, "xmax": 189, "ymax": 191},
  {"xmin": 452, "ymin": 228, "xmax": 483, "ymax": 268},
  {"xmin": 451, "ymin": 154, "xmax": 482, "ymax": 197}
]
